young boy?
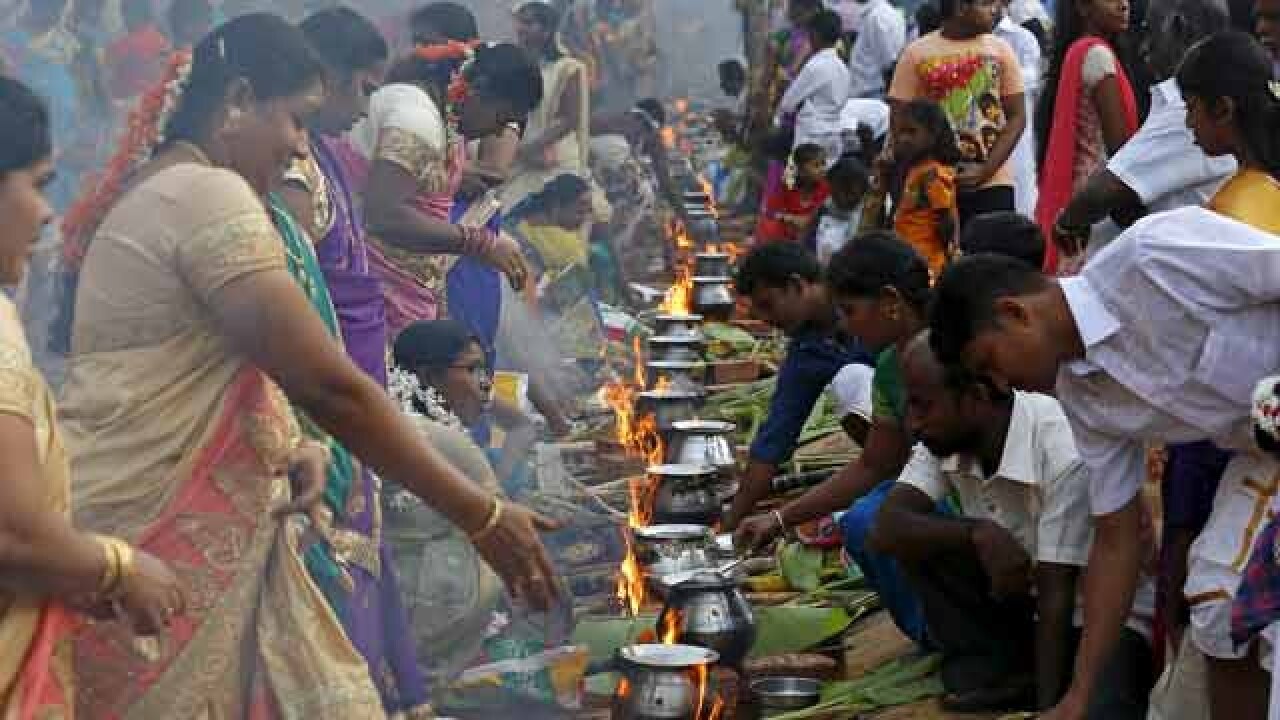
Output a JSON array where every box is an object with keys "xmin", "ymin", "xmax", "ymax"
[
  {"xmin": 888, "ymin": 0, "xmax": 1026, "ymax": 227},
  {"xmin": 929, "ymin": 207, "xmax": 1280, "ymax": 719},
  {"xmin": 812, "ymin": 156, "xmax": 871, "ymax": 264},
  {"xmin": 874, "ymin": 333, "xmax": 1154, "ymax": 715},
  {"xmin": 757, "ymin": 143, "xmax": 831, "ymax": 244},
  {"xmin": 723, "ymin": 243, "xmax": 872, "ymax": 530}
]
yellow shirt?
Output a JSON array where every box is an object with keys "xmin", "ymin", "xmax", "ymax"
[{"xmin": 1209, "ymin": 170, "xmax": 1280, "ymax": 235}]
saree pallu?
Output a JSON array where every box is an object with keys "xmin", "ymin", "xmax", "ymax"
[
  {"xmin": 501, "ymin": 56, "xmax": 593, "ymax": 212},
  {"xmin": 69, "ymin": 366, "xmax": 382, "ymax": 719},
  {"xmin": 272, "ymin": 198, "xmax": 430, "ymax": 716},
  {"xmin": 1035, "ymin": 36, "xmax": 1136, "ymax": 274},
  {"xmin": 446, "ymin": 198, "xmax": 505, "ymax": 371}
]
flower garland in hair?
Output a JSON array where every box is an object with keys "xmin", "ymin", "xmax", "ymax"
[
  {"xmin": 388, "ymin": 364, "xmax": 464, "ymax": 430},
  {"xmin": 413, "ymin": 39, "xmax": 480, "ymax": 159},
  {"xmin": 1253, "ymin": 376, "xmax": 1280, "ymax": 446},
  {"xmin": 61, "ymin": 49, "xmax": 194, "ymax": 267}
]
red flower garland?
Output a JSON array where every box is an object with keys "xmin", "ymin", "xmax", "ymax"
[{"xmin": 61, "ymin": 49, "xmax": 194, "ymax": 267}]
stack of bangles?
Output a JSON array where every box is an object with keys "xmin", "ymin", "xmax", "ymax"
[
  {"xmin": 459, "ymin": 225, "xmax": 497, "ymax": 258},
  {"xmin": 468, "ymin": 495, "xmax": 504, "ymax": 543},
  {"xmin": 94, "ymin": 535, "xmax": 135, "ymax": 600}
]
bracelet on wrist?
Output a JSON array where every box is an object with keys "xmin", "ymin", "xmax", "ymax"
[
  {"xmin": 469, "ymin": 496, "xmax": 504, "ymax": 543},
  {"xmin": 772, "ymin": 509, "xmax": 788, "ymax": 538}
]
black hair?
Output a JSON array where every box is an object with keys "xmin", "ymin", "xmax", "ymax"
[
  {"xmin": 826, "ymin": 156, "xmax": 869, "ymax": 190},
  {"xmin": 937, "ymin": 0, "xmax": 961, "ymax": 19},
  {"xmin": 164, "ymin": 13, "xmax": 326, "ymax": 145},
  {"xmin": 0, "ymin": 76, "xmax": 52, "ymax": 176},
  {"xmin": 394, "ymin": 319, "xmax": 478, "ymax": 371},
  {"xmin": 809, "ymin": 9, "xmax": 844, "ymax": 46},
  {"xmin": 790, "ymin": 0, "xmax": 823, "ymax": 14},
  {"xmin": 826, "ymin": 230, "xmax": 932, "ymax": 313},
  {"xmin": 916, "ymin": 2, "xmax": 943, "ymax": 34},
  {"xmin": 1178, "ymin": 30, "xmax": 1280, "ymax": 178},
  {"xmin": 928, "ymin": 253, "xmax": 1050, "ymax": 366},
  {"xmin": 735, "ymin": 242, "xmax": 823, "ymax": 295},
  {"xmin": 523, "ymin": 172, "xmax": 589, "ymax": 215},
  {"xmin": 718, "ymin": 59, "xmax": 746, "ymax": 81},
  {"xmin": 300, "ymin": 7, "xmax": 390, "ymax": 77},
  {"xmin": 793, "ymin": 142, "xmax": 827, "ymax": 166},
  {"xmin": 517, "ymin": 1, "xmax": 563, "ymax": 60},
  {"xmin": 636, "ymin": 98, "xmax": 666, "ymax": 126},
  {"xmin": 388, "ymin": 42, "xmax": 544, "ymax": 117},
  {"xmin": 959, "ymin": 212, "xmax": 1046, "ymax": 269},
  {"xmin": 1145, "ymin": 0, "xmax": 1231, "ymax": 77},
  {"xmin": 898, "ymin": 99, "xmax": 963, "ymax": 165},
  {"xmin": 411, "ymin": 2, "xmax": 479, "ymax": 42}
]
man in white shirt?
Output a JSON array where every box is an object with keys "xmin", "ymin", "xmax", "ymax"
[
  {"xmin": 994, "ymin": 3, "xmax": 1041, "ymax": 215},
  {"xmin": 873, "ymin": 333, "xmax": 1154, "ymax": 716},
  {"xmin": 844, "ymin": 0, "xmax": 906, "ymax": 99},
  {"xmin": 775, "ymin": 9, "xmax": 851, "ymax": 166},
  {"xmin": 1052, "ymin": 0, "xmax": 1235, "ymax": 252},
  {"xmin": 929, "ymin": 208, "xmax": 1280, "ymax": 719}
]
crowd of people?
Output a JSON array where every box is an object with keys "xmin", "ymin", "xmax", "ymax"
[
  {"xmin": 717, "ymin": 0, "xmax": 1280, "ymax": 719},
  {"xmin": 2, "ymin": 0, "xmax": 1280, "ymax": 718}
]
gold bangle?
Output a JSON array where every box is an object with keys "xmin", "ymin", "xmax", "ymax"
[
  {"xmin": 469, "ymin": 496, "xmax": 504, "ymax": 543},
  {"xmin": 94, "ymin": 535, "xmax": 119, "ymax": 596},
  {"xmin": 115, "ymin": 540, "xmax": 136, "ymax": 591}
]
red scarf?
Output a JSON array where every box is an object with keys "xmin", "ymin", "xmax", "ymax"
[{"xmin": 1036, "ymin": 37, "xmax": 1137, "ymax": 273}]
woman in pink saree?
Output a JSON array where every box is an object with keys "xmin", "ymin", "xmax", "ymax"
[
  {"xmin": 339, "ymin": 42, "xmax": 542, "ymax": 336},
  {"xmin": 57, "ymin": 15, "xmax": 563, "ymax": 718}
]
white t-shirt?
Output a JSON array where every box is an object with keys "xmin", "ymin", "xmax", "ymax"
[
  {"xmin": 846, "ymin": 0, "xmax": 906, "ymax": 99},
  {"xmin": 898, "ymin": 391, "xmax": 1154, "ymax": 636},
  {"xmin": 776, "ymin": 46, "xmax": 852, "ymax": 158}
]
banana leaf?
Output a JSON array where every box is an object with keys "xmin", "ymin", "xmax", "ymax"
[{"xmin": 777, "ymin": 542, "xmax": 825, "ymax": 592}]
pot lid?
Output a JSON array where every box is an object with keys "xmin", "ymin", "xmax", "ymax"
[
  {"xmin": 618, "ymin": 643, "xmax": 719, "ymax": 668},
  {"xmin": 694, "ymin": 252, "xmax": 730, "ymax": 260},
  {"xmin": 691, "ymin": 276, "xmax": 733, "ymax": 283},
  {"xmin": 636, "ymin": 390, "xmax": 704, "ymax": 401},
  {"xmin": 646, "ymin": 360, "xmax": 705, "ymax": 370},
  {"xmin": 654, "ymin": 314, "xmax": 704, "ymax": 322},
  {"xmin": 672, "ymin": 419, "xmax": 736, "ymax": 434},
  {"xmin": 646, "ymin": 463, "xmax": 717, "ymax": 478},
  {"xmin": 648, "ymin": 335, "xmax": 704, "ymax": 346},
  {"xmin": 672, "ymin": 570, "xmax": 739, "ymax": 591},
  {"xmin": 633, "ymin": 524, "xmax": 712, "ymax": 540}
]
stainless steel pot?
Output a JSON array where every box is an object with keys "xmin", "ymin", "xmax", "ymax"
[
  {"xmin": 630, "ymin": 524, "xmax": 715, "ymax": 571},
  {"xmin": 645, "ymin": 361, "xmax": 705, "ymax": 391},
  {"xmin": 684, "ymin": 214, "xmax": 720, "ymax": 244},
  {"xmin": 652, "ymin": 314, "xmax": 704, "ymax": 340},
  {"xmin": 667, "ymin": 420, "xmax": 737, "ymax": 472},
  {"xmin": 611, "ymin": 644, "xmax": 720, "ymax": 720},
  {"xmin": 647, "ymin": 336, "xmax": 704, "ymax": 363},
  {"xmin": 648, "ymin": 464, "xmax": 721, "ymax": 526},
  {"xmin": 634, "ymin": 391, "xmax": 704, "ymax": 433},
  {"xmin": 658, "ymin": 571, "xmax": 758, "ymax": 667},
  {"xmin": 692, "ymin": 277, "xmax": 735, "ymax": 318},
  {"xmin": 693, "ymin": 253, "xmax": 732, "ymax": 278}
]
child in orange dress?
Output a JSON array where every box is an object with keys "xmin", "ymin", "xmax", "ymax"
[
  {"xmin": 756, "ymin": 143, "xmax": 831, "ymax": 245},
  {"xmin": 883, "ymin": 99, "xmax": 961, "ymax": 278}
]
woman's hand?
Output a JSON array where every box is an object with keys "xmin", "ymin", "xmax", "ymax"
[
  {"xmin": 471, "ymin": 502, "xmax": 563, "ymax": 611},
  {"xmin": 275, "ymin": 440, "xmax": 330, "ymax": 526},
  {"xmin": 115, "ymin": 549, "xmax": 187, "ymax": 636},
  {"xmin": 482, "ymin": 232, "xmax": 531, "ymax": 292}
]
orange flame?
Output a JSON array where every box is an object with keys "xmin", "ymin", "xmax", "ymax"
[
  {"xmin": 660, "ymin": 266, "xmax": 694, "ymax": 316},
  {"xmin": 633, "ymin": 336, "xmax": 646, "ymax": 389},
  {"xmin": 615, "ymin": 544, "xmax": 646, "ymax": 616},
  {"xmin": 697, "ymin": 175, "xmax": 719, "ymax": 220},
  {"xmin": 707, "ymin": 697, "xmax": 726, "ymax": 720},
  {"xmin": 694, "ymin": 663, "xmax": 712, "ymax": 720},
  {"xmin": 659, "ymin": 608, "xmax": 683, "ymax": 645}
]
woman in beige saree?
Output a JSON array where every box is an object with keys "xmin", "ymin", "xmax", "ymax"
[
  {"xmin": 504, "ymin": 2, "xmax": 594, "ymax": 212},
  {"xmin": 57, "ymin": 14, "xmax": 561, "ymax": 719},
  {"xmin": 0, "ymin": 75, "xmax": 185, "ymax": 719}
]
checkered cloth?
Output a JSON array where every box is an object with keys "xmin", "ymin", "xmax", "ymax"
[{"xmin": 1232, "ymin": 513, "xmax": 1280, "ymax": 648}]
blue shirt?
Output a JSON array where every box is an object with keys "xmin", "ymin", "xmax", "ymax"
[{"xmin": 749, "ymin": 325, "xmax": 872, "ymax": 464}]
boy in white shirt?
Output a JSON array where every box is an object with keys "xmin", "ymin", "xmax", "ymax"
[
  {"xmin": 775, "ymin": 9, "xmax": 851, "ymax": 166},
  {"xmin": 873, "ymin": 332, "xmax": 1154, "ymax": 716}
]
